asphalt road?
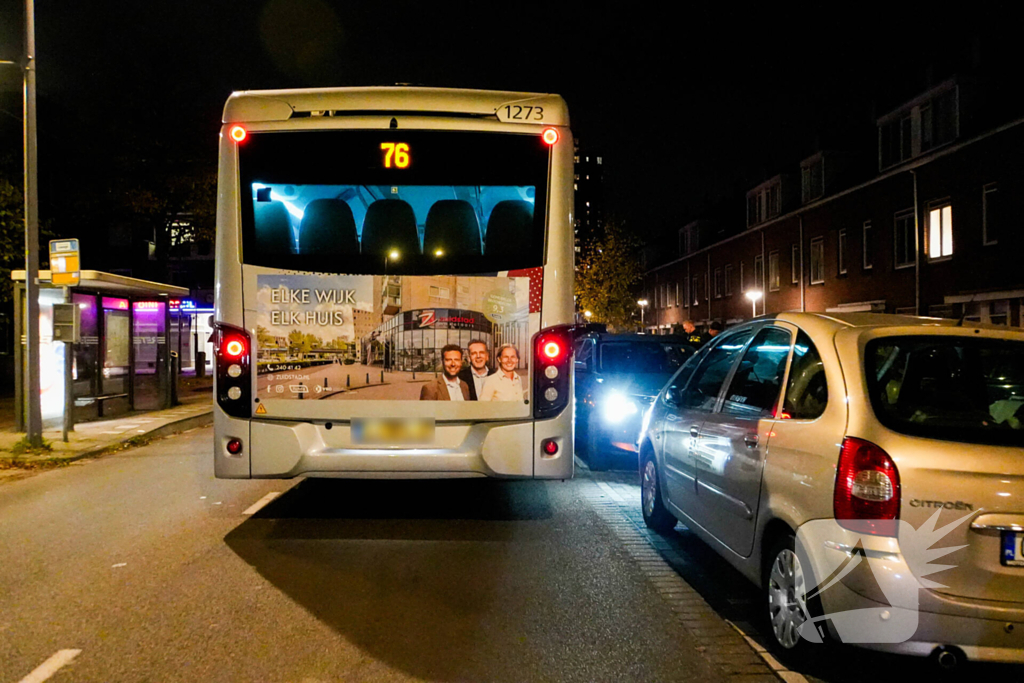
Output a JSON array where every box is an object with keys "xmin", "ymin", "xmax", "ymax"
[{"xmin": 0, "ymin": 427, "xmax": 729, "ymax": 683}]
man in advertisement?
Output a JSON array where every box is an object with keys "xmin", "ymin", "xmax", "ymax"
[
  {"xmin": 420, "ymin": 344, "xmax": 471, "ymax": 401},
  {"xmin": 479, "ymin": 343, "xmax": 525, "ymax": 401},
  {"xmin": 458, "ymin": 339, "xmax": 495, "ymax": 401}
]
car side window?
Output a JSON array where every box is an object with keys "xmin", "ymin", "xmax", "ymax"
[
  {"xmin": 782, "ymin": 330, "xmax": 828, "ymax": 420},
  {"xmin": 722, "ymin": 327, "xmax": 793, "ymax": 418},
  {"xmin": 678, "ymin": 328, "xmax": 755, "ymax": 411},
  {"xmin": 663, "ymin": 345, "xmax": 710, "ymax": 407},
  {"xmin": 574, "ymin": 339, "xmax": 593, "ymax": 373}
]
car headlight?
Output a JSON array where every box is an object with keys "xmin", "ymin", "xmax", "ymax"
[{"xmin": 601, "ymin": 391, "xmax": 639, "ymax": 424}]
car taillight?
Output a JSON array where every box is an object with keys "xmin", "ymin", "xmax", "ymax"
[
  {"xmin": 214, "ymin": 322, "xmax": 252, "ymax": 419},
  {"xmin": 834, "ymin": 437, "xmax": 901, "ymax": 536},
  {"xmin": 533, "ymin": 324, "xmax": 573, "ymax": 419}
]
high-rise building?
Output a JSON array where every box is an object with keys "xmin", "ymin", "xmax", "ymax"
[{"xmin": 573, "ymin": 138, "xmax": 605, "ymax": 257}]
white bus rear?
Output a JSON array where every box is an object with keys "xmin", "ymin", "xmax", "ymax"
[{"xmin": 213, "ymin": 87, "xmax": 574, "ymax": 480}]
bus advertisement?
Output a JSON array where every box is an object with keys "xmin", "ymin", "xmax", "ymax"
[{"xmin": 213, "ymin": 87, "xmax": 574, "ymax": 480}]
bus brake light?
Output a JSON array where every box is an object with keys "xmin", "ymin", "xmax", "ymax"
[
  {"xmin": 229, "ymin": 125, "xmax": 247, "ymax": 142},
  {"xmin": 542, "ymin": 128, "xmax": 559, "ymax": 145}
]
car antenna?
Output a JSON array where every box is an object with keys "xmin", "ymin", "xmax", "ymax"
[{"xmin": 955, "ymin": 293, "xmax": 978, "ymax": 327}]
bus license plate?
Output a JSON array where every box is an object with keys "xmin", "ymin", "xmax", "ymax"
[
  {"xmin": 1002, "ymin": 532, "xmax": 1024, "ymax": 567},
  {"xmin": 352, "ymin": 418, "xmax": 434, "ymax": 445}
]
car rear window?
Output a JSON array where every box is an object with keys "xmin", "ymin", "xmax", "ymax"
[
  {"xmin": 866, "ymin": 336, "xmax": 1024, "ymax": 446},
  {"xmin": 600, "ymin": 342, "xmax": 694, "ymax": 374}
]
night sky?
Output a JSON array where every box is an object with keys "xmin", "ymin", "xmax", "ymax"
[{"xmin": 0, "ymin": 1, "xmax": 1020, "ymax": 241}]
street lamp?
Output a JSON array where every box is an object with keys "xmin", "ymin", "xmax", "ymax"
[
  {"xmin": 584, "ymin": 310, "xmax": 592, "ymax": 320},
  {"xmin": 745, "ymin": 289, "xmax": 763, "ymax": 318},
  {"xmin": 637, "ymin": 299, "xmax": 649, "ymax": 329}
]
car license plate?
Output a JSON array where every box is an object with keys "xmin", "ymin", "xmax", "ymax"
[
  {"xmin": 352, "ymin": 418, "xmax": 434, "ymax": 445},
  {"xmin": 1001, "ymin": 532, "xmax": 1024, "ymax": 567}
]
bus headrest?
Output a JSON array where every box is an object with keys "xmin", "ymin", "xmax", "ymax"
[
  {"xmin": 424, "ymin": 200, "xmax": 481, "ymax": 256},
  {"xmin": 298, "ymin": 199, "xmax": 358, "ymax": 254},
  {"xmin": 485, "ymin": 200, "xmax": 533, "ymax": 255},
  {"xmin": 360, "ymin": 199, "xmax": 420, "ymax": 256},
  {"xmin": 253, "ymin": 201, "xmax": 294, "ymax": 254}
]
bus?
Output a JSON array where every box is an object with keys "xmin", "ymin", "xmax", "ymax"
[{"xmin": 212, "ymin": 87, "xmax": 575, "ymax": 480}]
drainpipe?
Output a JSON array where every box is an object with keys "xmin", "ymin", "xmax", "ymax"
[
  {"xmin": 911, "ymin": 170, "xmax": 921, "ymax": 315},
  {"xmin": 760, "ymin": 230, "xmax": 766, "ymax": 316},
  {"xmin": 799, "ymin": 215, "xmax": 805, "ymax": 312},
  {"xmin": 707, "ymin": 252, "xmax": 712, "ymax": 323}
]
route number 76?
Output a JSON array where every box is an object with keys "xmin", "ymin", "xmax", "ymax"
[{"xmin": 380, "ymin": 143, "xmax": 410, "ymax": 169}]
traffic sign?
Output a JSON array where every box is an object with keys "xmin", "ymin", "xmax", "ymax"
[{"xmin": 49, "ymin": 238, "xmax": 80, "ymax": 286}]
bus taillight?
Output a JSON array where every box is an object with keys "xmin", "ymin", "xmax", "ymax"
[
  {"xmin": 214, "ymin": 322, "xmax": 252, "ymax": 419},
  {"xmin": 533, "ymin": 325, "xmax": 573, "ymax": 420},
  {"xmin": 229, "ymin": 125, "xmax": 247, "ymax": 142}
]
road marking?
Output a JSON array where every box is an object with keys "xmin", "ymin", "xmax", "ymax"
[
  {"xmin": 243, "ymin": 492, "xmax": 281, "ymax": 515},
  {"xmin": 112, "ymin": 563, "xmax": 127, "ymax": 568},
  {"xmin": 18, "ymin": 649, "xmax": 81, "ymax": 683}
]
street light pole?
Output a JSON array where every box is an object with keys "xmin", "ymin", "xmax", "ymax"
[{"xmin": 24, "ymin": 0, "xmax": 42, "ymax": 446}]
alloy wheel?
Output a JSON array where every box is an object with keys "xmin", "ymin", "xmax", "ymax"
[{"xmin": 767, "ymin": 548, "xmax": 810, "ymax": 650}]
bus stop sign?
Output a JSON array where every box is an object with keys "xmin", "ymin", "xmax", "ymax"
[{"xmin": 50, "ymin": 239, "xmax": 80, "ymax": 286}]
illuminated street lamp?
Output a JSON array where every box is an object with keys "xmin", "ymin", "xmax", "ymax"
[
  {"xmin": 584, "ymin": 310, "xmax": 592, "ymax": 320},
  {"xmin": 637, "ymin": 299, "xmax": 649, "ymax": 328},
  {"xmin": 745, "ymin": 289, "xmax": 763, "ymax": 318}
]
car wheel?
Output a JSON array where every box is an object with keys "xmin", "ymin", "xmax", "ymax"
[
  {"xmin": 640, "ymin": 453, "xmax": 676, "ymax": 532},
  {"xmin": 762, "ymin": 534, "xmax": 827, "ymax": 665}
]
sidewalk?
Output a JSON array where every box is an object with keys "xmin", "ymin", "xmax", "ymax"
[{"xmin": 0, "ymin": 378, "xmax": 213, "ymax": 478}]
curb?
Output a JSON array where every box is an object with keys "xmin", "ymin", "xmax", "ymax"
[{"xmin": 0, "ymin": 410, "xmax": 213, "ymax": 470}]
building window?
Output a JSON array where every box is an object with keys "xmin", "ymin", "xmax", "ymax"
[
  {"xmin": 739, "ymin": 262, "xmax": 745, "ymax": 291},
  {"xmin": 746, "ymin": 179, "xmax": 782, "ymax": 227},
  {"xmin": 927, "ymin": 202, "xmax": 953, "ymax": 259},
  {"xmin": 838, "ymin": 229, "xmax": 848, "ymax": 275},
  {"xmin": 810, "ymin": 237, "xmax": 825, "ymax": 284},
  {"xmin": 862, "ymin": 221, "xmax": 873, "ymax": 270},
  {"xmin": 428, "ymin": 286, "xmax": 450, "ymax": 299},
  {"xmin": 801, "ymin": 155, "xmax": 824, "ymax": 203},
  {"xmin": 791, "ymin": 243, "xmax": 800, "ymax": 284},
  {"xmin": 879, "ymin": 83, "xmax": 958, "ymax": 170},
  {"xmin": 894, "ymin": 209, "xmax": 915, "ymax": 269},
  {"xmin": 724, "ymin": 264, "xmax": 733, "ymax": 296},
  {"xmin": 692, "ymin": 276, "xmax": 700, "ymax": 305},
  {"xmin": 675, "ymin": 282, "xmax": 680, "ymax": 307},
  {"xmin": 714, "ymin": 268, "xmax": 723, "ymax": 298},
  {"xmin": 768, "ymin": 251, "xmax": 780, "ymax": 291},
  {"xmin": 983, "ymin": 183, "xmax": 999, "ymax": 246},
  {"xmin": 754, "ymin": 254, "xmax": 764, "ymax": 291},
  {"xmin": 679, "ymin": 228, "xmax": 690, "ymax": 256}
]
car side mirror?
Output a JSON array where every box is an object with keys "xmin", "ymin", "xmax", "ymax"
[
  {"xmin": 574, "ymin": 360, "xmax": 588, "ymax": 373},
  {"xmin": 663, "ymin": 385, "xmax": 681, "ymax": 407}
]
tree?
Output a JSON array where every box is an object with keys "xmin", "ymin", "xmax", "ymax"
[
  {"xmin": 0, "ymin": 173, "xmax": 54, "ymax": 305},
  {"xmin": 574, "ymin": 220, "xmax": 644, "ymax": 332}
]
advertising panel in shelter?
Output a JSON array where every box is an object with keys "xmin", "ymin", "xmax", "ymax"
[{"xmin": 255, "ymin": 271, "xmax": 539, "ymax": 401}]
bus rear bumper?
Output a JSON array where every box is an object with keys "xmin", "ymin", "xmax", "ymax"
[{"xmin": 214, "ymin": 405, "xmax": 573, "ymax": 480}]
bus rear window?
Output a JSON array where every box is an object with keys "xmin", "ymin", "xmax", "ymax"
[{"xmin": 238, "ymin": 130, "xmax": 549, "ymax": 275}]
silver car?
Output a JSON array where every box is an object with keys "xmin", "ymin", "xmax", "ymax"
[{"xmin": 638, "ymin": 312, "xmax": 1024, "ymax": 667}]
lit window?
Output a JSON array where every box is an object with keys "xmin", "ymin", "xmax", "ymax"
[{"xmin": 928, "ymin": 203, "xmax": 953, "ymax": 259}]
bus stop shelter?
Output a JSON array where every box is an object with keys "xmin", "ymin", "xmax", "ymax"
[{"xmin": 12, "ymin": 270, "xmax": 190, "ymax": 430}]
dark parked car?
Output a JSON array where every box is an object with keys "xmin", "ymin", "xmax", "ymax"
[{"xmin": 573, "ymin": 333, "xmax": 696, "ymax": 470}]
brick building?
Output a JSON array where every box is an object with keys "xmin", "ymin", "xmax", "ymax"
[{"xmin": 642, "ymin": 76, "xmax": 1023, "ymax": 333}]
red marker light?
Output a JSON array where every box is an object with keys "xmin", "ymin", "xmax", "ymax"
[
  {"xmin": 226, "ymin": 438, "xmax": 243, "ymax": 455},
  {"xmin": 542, "ymin": 340, "xmax": 561, "ymax": 360},
  {"xmin": 229, "ymin": 125, "xmax": 247, "ymax": 142},
  {"xmin": 542, "ymin": 128, "xmax": 559, "ymax": 145},
  {"xmin": 224, "ymin": 338, "xmax": 246, "ymax": 359},
  {"xmin": 542, "ymin": 439, "xmax": 559, "ymax": 455}
]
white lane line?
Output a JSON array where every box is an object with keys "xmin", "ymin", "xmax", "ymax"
[
  {"xmin": 19, "ymin": 649, "xmax": 81, "ymax": 683},
  {"xmin": 243, "ymin": 491, "xmax": 281, "ymax": 516}
]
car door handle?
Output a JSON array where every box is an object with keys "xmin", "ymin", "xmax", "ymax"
[
  {"xmin": 743, "ymin": 434, "xmax": 758, "ymax": 448},
  {"xmin": 690, "ymin": 426, "xmax": 700, "ymax": 437}
]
